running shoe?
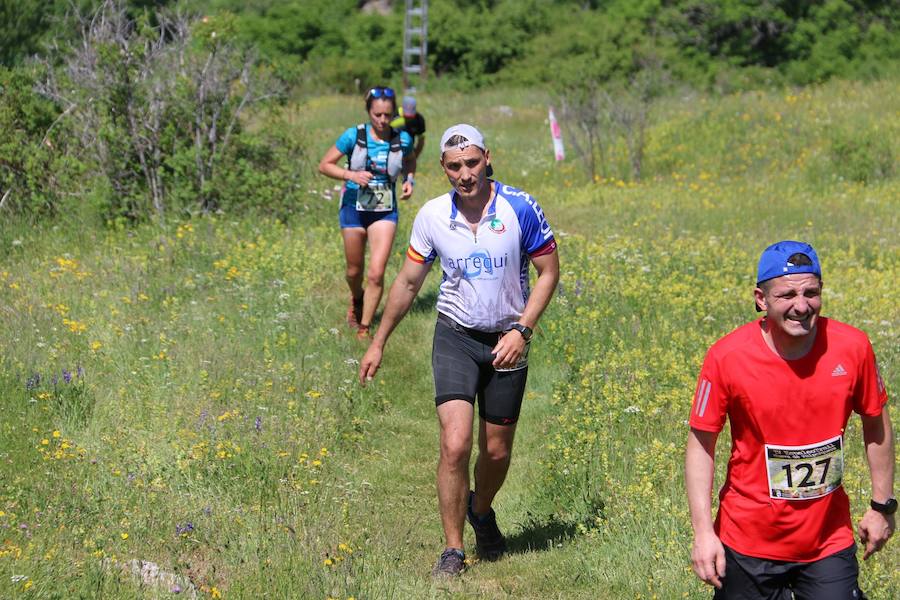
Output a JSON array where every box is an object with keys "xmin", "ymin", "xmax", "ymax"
[
  {"xmin": 346, "ymin": 295, "xmax": 363, "ymax": 329},
  {"xmin": 467, "ymin": 491, "xmax": 507, "ymax": 560},
  {"xmin": 431, "ymin": 548, "xmax": 466, "ymax": 577}
]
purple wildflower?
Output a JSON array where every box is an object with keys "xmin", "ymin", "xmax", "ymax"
[
  {"xmin": 62, "ymin": 369, "xmax": 73, "ymax": 384},
  {"xmin": 26, "ymin": 373, "xmax": 41, "ymax": 390},
  {"xmin": 176, "ymin": 522, "xmax": 194, "ymax": 535},
  {"xmin": 172, "ymin": 584, "xmax": 182, "ymax": 594},
  {"xmin": 255, "ymin": 416, "xmax": 262, "ymax": 433},
  {"xmin": 77, "ymin": 365, "xmax": 85, "ymax": 378}
]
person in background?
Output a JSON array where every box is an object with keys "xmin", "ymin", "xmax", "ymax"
[
  {"xmin": 391, "ymin": 95, "xmax": 426, "ymax": 160},
  {"xmin": 318, "ymin": 86, "xmax": 416, "ymax": 340},
  {"xmin": 685, "ymin": 240, "xmax": 894, "ymax": 599},
  {"xmin": 359, "ymin": 124, "xmax": 559, "ymax": 576}
]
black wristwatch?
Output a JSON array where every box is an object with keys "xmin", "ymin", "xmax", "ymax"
[
  {"xmin": 870, "ymin": 497, "xmax": 898, "ymax": 515},
  {"xmin": 507, "ymin": 322, "xmax": 533, "ymax": 342}
]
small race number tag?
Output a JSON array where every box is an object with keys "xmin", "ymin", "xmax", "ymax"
[
  {"xmin": 356, "ymin": 184, "xmax": 394, "ymax": 212},
  {"xmin": 765, "ymin": 435, "xmax": 843, "ymax": 500}
]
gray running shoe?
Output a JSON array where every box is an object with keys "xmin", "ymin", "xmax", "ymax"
[
  {"xmin": 431, "ymin": 548, "xmax": 466, "ymax": 577},
  {"xmin": 467, "ymin": 491, "xmax": 507, "ymax": 560}
]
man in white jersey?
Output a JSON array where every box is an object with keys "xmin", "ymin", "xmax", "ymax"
[{"xmin": 359, "ymin": 124, "xmax": 559, "ymax": 576}]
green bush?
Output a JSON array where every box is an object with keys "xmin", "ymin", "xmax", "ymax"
[
  {"xmin": 33, "ymin": 2, "xmax": 309, "ymax": 223},
  {"xmin": 165, "ymin": 109, "xmax": 309, "ymax": 220},
  {"xmin": 298, "ymin": 55, "xmax": 390, "ymax": 95},
  {"xmin": 0, "ymin": 64, "xmax": 85, "ymax": 217},
  {"xmin": 5, "ymin": 0, "xmax": 900, "ymax": 93}
]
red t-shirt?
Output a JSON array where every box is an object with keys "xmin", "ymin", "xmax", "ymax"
[{"xmin": 689, "ymin": 317, "xmax": 888, "ymax": 562}]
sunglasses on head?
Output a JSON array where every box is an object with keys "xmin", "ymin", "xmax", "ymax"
[{"xmin": 366, "ymin": 86, "xmax": 395, "ymax": 101}]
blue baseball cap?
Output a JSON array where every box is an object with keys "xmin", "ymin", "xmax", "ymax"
[{"xmin": 756, "ymin": 241, "xmax": 822, "ymax": 285}]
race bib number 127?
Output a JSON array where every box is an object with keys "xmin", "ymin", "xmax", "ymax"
[{"xmin": 765, "ymin": 435, "xmax": 843, "ymax": 500}]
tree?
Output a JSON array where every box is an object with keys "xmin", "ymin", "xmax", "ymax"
[{"xmin": 37, "ymin": 0, "xmax": 282, "ymax": 221}]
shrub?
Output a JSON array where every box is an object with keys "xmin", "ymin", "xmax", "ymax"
[
  {"xmin": 0, "ymin": 64, "xmax": 85, "ymax": 217},
  {"xmin": 37, "ymin": 1, "xmax": 293, "ymax": 223}
]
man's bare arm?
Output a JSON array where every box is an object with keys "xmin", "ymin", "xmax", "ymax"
[
  {"xmin": 686, "ymin": 427, "xmax": 726, "ymax": 589},
  {"xmin": 359, "ymin": 257, "xmax": 432, "ymax": 383},
  {"xmin": 858, "ymin": 408, "xmax": 895, "ymax": 559}
]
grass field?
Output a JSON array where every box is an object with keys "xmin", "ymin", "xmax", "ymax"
[{"xmin": 1, "ymin": 79, "xmax": 898, "ymax": 599}]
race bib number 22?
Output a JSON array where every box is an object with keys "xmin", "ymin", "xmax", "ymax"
[{"xmin": 765, "ymin": 435, "xmax": 843, "ymax": 500}]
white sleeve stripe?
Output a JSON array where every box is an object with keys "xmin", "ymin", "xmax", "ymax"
[{"xmin": 696, "ymin": 379, "xmax": 712, "ymax": 417}]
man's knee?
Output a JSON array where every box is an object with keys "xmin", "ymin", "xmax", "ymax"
[
  {"xmin": 440, "ymin": 435, "xmax": 472, "ymax": 467},
  {"xmin": 345, "ymin": 264, "xmax": 363, "ymax": 281},
  {"xmin": 481, "ymin": 439, "xmax": 512, "ymax": 465},
  {"xmin": 366, "ymin": 267, "xmax": 385, "ymax": 288}
]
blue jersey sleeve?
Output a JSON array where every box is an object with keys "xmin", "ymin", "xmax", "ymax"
[
  {"xmin": 335, "ymin": 126, "xmax": 358, "ymax": 156},
  {"xmin": 501, "ymin": 184, "xmax": 556, "ymax": 256}
]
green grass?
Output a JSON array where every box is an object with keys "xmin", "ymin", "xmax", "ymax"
[{"xmin": 1, "ymin": 79, "xmax": 898, "ymax": 599}]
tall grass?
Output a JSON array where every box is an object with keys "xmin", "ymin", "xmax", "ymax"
[{"xmin": 1, "ymin": 79, "xmax": 897, "ymax": 598}]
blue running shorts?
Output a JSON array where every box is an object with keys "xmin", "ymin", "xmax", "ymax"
[{"xmin": 339, "ymin": 189, "xmax": 398, "ymax": 229}]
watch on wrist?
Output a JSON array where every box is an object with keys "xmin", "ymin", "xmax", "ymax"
[
  {"xmin": 870, "ymin": 497, "xmax": 898, "ymax": 515},
  {"xmin": 507, "ymin": 322, "xmax": 533, "ymax": 342}
]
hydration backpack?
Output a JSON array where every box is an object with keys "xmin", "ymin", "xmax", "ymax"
[{"xmin": 348, "ymin": 124, "xmax": 403, "ymax": 181}]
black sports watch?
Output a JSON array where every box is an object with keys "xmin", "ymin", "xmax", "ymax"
[
  {"xmin": 870, "ymin": 497, "xmax": 898, "ymax": 515},
  {"xmin": 507, "ymin": 322, "xmax": 533, "ymax": 342}
]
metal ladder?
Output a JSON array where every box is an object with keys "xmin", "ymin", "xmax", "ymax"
[{"xmin": 402, "ymin": 0, "xmax": 428, "ymax": 94}]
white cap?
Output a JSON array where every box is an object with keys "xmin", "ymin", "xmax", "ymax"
[
  {"xmin": 402, "ymin": 96, "xmax": 417, "ymax": 115},
  {"xmin": 439, "ymin": 124, "xmax": 486, "ymax": 156}
]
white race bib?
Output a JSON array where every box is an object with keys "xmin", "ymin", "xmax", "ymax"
[
  {"xmin": 765, "ymin": 435, "xmax": 843, "ymax": 500},
  {"xmin": 356, "ymin": 183, "xmax": 394, "ymax": 212}
]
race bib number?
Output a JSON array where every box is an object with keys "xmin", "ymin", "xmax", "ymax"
[
  {"xmin": 356, "ymin": 184, "xmax": 394, "ymax": 212},
  {"xmin": 495, "ymin": 339, "xmax": 530, "ymax": 372},
  {"xmin": 765, "ymin": 435, "xmax": 843, "ymax": 500}
]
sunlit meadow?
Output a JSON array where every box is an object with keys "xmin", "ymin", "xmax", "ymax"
[{"xmin": 1, "ymin": 79, "xmax": 898, "ymax": 598}]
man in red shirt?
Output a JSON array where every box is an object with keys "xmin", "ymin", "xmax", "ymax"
[{"xmin": 685, "ymin": 240, "xmax": 895, "ymax": 599}]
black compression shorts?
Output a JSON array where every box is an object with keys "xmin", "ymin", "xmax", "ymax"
[
  {"xmin": 714, "ymin": 544, "xmax": 864, "ymax": 600},
  {"xmin": 431, "ymin": 313, "xmax": 528, "ymax": 425}
]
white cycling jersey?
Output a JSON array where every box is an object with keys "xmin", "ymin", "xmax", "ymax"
[{"xmin": 407, "ymin": 181, "xmax": 557, "ymax": 332}]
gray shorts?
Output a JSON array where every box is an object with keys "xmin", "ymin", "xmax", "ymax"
[{"xmin": 431, "ymin": 313, "xmax": 528, "ymax": 425}]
